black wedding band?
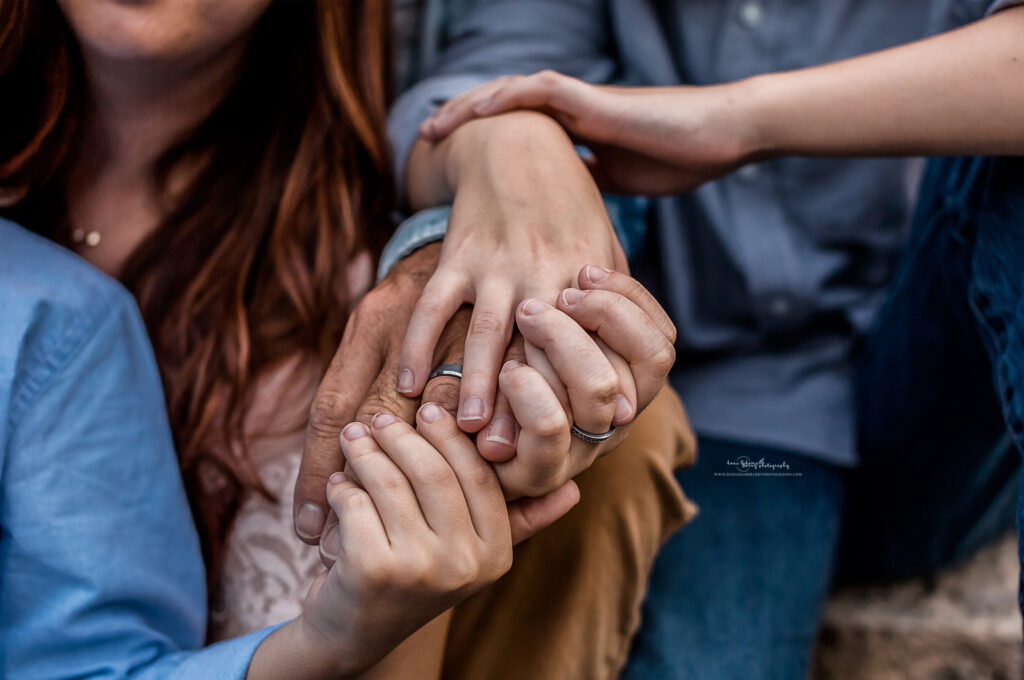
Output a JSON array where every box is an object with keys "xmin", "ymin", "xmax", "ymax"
[
  {"xmin": 570, "ymin": 424, "xmax": 617, "ymax": 444},
  {"xmin": 428, "ymin": 363, "xmax": 464, "ymax": 381}
]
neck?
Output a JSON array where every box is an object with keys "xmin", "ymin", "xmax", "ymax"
[
  {"xmin": 64, "ymin": 40, "xmax": 249, "ymax": 276},
  {"xmin": 78, "ymin": 39, "xmax": 248, "ymax": 177}
]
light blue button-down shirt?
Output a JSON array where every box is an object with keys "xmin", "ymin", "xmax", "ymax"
[
  {"xmin": 0, "ymin": 220, "xmax": 276, "ymax": 679},
  {"xmin": 389, "ymin": 0, "xmax": 1020, "ymax": 465}
]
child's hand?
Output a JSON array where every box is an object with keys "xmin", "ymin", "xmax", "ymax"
[{"xmin": 298, "ymin": 402, "xmax": 577, "ymax": 676}]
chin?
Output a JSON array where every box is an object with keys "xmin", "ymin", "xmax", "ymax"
[{"xmin": 56, "ymin": 0, "xmax": 273, "ymax": 64}]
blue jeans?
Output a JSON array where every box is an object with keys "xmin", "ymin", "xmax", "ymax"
[
  {"xmin": 621, "ymin": 437, "xmax": 846, "ymax": 680},
  {"xmin": 841, "ymin": 157, "xmax": 1020, "ymax": 584},
  {"xmin": 624, "ymin": 157, "xmax": 1023, "ymax": 679}
]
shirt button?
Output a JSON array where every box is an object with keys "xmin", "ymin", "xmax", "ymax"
[
  {"xmin": 738, "ymin": 1, "xmax": 763, "ymax": 28},
  {"xmin": 768, "ymin": 295, "xmax": 793, "ymax": 318}
]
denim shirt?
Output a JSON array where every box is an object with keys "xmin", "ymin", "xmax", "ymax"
[
  {"xmin": 0, "ymin": 220, "xmax": 275, "ymax": 678},
  {"xmin": 389, "ymin": 0, "xmax": 1020, "ymax": 465}
]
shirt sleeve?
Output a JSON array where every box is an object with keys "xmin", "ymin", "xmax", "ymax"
[
  {"xmin": 388, "ymin": 0, "xmax": 615, "ymax": 202},
  {"xmin": 0, "ymin": 289, "xmax": 276, "ymax": 680},
  {"xmin": 988, "ymin": 0, "xmax": 1024, "ymax": 13}
]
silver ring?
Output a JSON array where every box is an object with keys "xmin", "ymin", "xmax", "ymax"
[
  {"xmin": 570, "ymin": 423, "xmax": 617, "ymax": 444},
  {"xmin": 428, "ymin": 363, "xmax": 463, "ymax": 381}
]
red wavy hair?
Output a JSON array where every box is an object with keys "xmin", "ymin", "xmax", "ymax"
[{"xmin": 0, "ymin": 0, "xmax": 394, "ymax": 579}]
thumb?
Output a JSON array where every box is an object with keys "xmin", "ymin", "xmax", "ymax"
[{"xmin": 507, "ymin": 479, "xmax": 581, "ymax": 545}]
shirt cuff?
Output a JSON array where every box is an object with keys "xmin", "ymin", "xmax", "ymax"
[
  {"xmin": 164, "ymin": 623, "xmax": 284, "ymax": 680},
  {"xmin": 377, "ymin": 206, "xmax": 452, "ymax": 282}
]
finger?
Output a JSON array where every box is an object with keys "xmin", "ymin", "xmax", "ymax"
[
  {"xmin": 339, "ymin": 421, "xmax": 428, "ymax": 542},
  {"xmin": 294, "ymin": 323, "xmax": 383, "ymax": 543},
  {"xmin": 473, "ymin": 70, "xmax": 586, "ymax": 121},
  {"xmin": 515, "ymin": 298, "xmax": 619, "ymax": 434},
  {"xmin": 522, "ymin": 340, "xmax": 571, "ymax": 415},
  {"xmin": 355, "ymin": 346, "xmax": 419, "ymax": 427},
  {"xmin": 595, "ymin": 336, "xmax": 638, "ymax": 426},
  {"xmin": 416, "ymin": 402, "xmax": 511, "ymax": 544},
  {"xmin": 420, "ymin": 78, "xmax": 511, "ymax": 140},
  {"xmin": 457, "ymin": 285, "xmax": 515, "ymax": 431},
  {"xmin": 398, "ymin": 272, "xmax": 470, "ymax": 398},
  {"xmin": 578, "ymin": 265, "xmax": 677, "ymax": 343},
  {"xmin": 478, "ymin": 335, "xmax": 527, "ymax": 462},
  {"xmin": 495, "ymin": 359, "xmax": 571, "ymax": 499},
  {"xmin": 421, "ymin": 305, "xmax": 472, "ymax": 415},
  {"xmin": 321, "ymin": 472, "xmax": 387, "ymax": 565},
  {"xmin": 478, "ymin": 390, "xmax": 519, "ymax": 463},
  {"xmin": 369, "ymin": 410, "xmax": 474, "ymax": 537},
  {"xmin": 507, "ymin": 479, "xmax": 581, "ymax": 545},
  {"xmin": 557, "ymin": 287, "xmax": 676, "ymax": 409}
]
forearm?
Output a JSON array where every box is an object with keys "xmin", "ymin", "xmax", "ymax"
[
  {"xmin": 742, "ymin": 6, "xmax": 1024, "ymax": 160},
  {"xmin": 246, "ymin": 617, "xmax": 353, "ymax": 680}
]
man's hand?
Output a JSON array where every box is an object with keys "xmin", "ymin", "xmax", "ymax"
[
  {"xmin": 294, "ymin": 242, "xmax": 585, "ymax": 545},
  {"xmin": 294, "ymin": 243, "xmax": 445, "ymax": 543}
]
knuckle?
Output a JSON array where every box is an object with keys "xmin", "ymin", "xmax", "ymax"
[
  {"xmin": 502, "ymin": 364, "xmax": 534, "ymax": 391},
  {"xmin": 491, "ymin": 545, "xmax": 514, "ymax": 577},
  {"xmin": 355, "ymin": 552, "xmax": 392, "ymax": 589},
  {"xmin": 443, "ymin": 547, "xmax": 482, "ymax": 589},
  {"xmin": 375, "ymin": 468, "xmax": 408, "ymax": 492},
  {"xmin": 332, "ymin": 489, "xmax": 371, "ymax": 520},
  {"xmin": 469, "ymin": 310, "xmax": 509, "ymax": 338},
  {"xmin": 664, "ymin": 320, "xmax": 678, "ymax": 344},
  {"xmin": 308, "ymin": 391, "xmax": 352, "ymax": 435},
  {"xmin": 358, "ymin": 389, "xmax": 409, "ymax": 423},
  {"xmin": 533, "ymin": 410, "xmax": 569, "ymax": 440},
  {"xmin": 414, "ymin": 294, "xmax": 449, "ymax": 319},
  {"xmin": 417, "ymin": 460, "xmax": 458, "ymax": 487},
  {"xmin": 587, "ymin": 371, "xmax": 620, "ymax": 405},
  {"xmin": 399, "ymin": 548, "xmax": 435, "ymax": 587},
  {"xmin": 423, "ymin": 380, "xmax": 460, "ymax": 412},
  {"xmin": 464, "ymin": 461, "xmax": 499, "ymax": 492},
  {"xmin": 649, "ymin": 340, "xmax": 676, "ymax": 376}
]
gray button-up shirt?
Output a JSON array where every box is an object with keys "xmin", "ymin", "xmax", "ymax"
[{"xmin": 389, "ymin": 0, "xmax": 1018, "ymax": 466}]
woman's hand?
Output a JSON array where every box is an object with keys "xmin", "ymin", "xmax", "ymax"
[
  {"xmin": 400, "ymin": 111, "xmax": 629, "ymax": 432},
  {"xmin": 418, "ymin": 71, "xmax": 758, "ymax": 196},
  {"xmin": 479, "ymin": 266, "xmax": 677, "ymax": 499},
  {"xmin": 297, "ymin": 403, "xmax": 580, "ymax": 677}
]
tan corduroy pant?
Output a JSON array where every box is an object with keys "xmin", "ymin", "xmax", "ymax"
[{"xmin": 442, "ymin": 386, "xmax": 697, "ymax": 680}]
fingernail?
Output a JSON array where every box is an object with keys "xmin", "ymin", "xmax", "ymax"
[
  {"xmin": 320, "ymin": 525, "xmax": 341, "ymax": 560},
  {"xmin": 372, "ymin": 412, "xmax": 398, "ymax": 429},
  {"xmin": 586, "ymin": 265, "xmax": 611, "ymax": 283},
  {"xmin": 398, "ymin": 368, "xmax": 415, "ymax": 394},
  {"xmin": 485, "ymin": 416, "xmax": 517, "ymax": 446},
  {"xmin": 296, "ymin": 502, "xmax": 325, "ymax": 540},
  {"xmin": 614, "ymin": 394, "xmax": 634, "ymax": 423},
  {"xmin": 561, "ymin": 288, "xmax": 587, "ymax": 305},
  {"xmin": 328, "ymin": 471, "xmax": 348, "ymax": 486},
  {"xmin": 342, "ymin": 422, "xmax": 368, "ymax": 441},
  {"xmin": 502, "ymin": 359, "xmax": 524, "ymax": 373},
  {"xmin": 520, "ymin": 298, "xmax": 547, "ymax": 316},
  {"xmin": 459, "ymin": 397, "xmax": 485, "ymax": 421},
  {"xmin": 419, "ymin": 402, "xmax": 445, "ymax": 423}
]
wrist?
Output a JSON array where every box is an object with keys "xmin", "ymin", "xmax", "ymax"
[
  {"xmin": 246, "ymin": 616, "xmax": 360, "ymax": 680},
  {"xmin": 737, "ymin": 73, "xmax": 800, "ymax": 162},
  {"xmin": 294, "ymin": 614, "xmax": 364, "ymax": 679},
  {"xmin": 443, "ymin": 110, "xmax": 575, "ymax": 187}
]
